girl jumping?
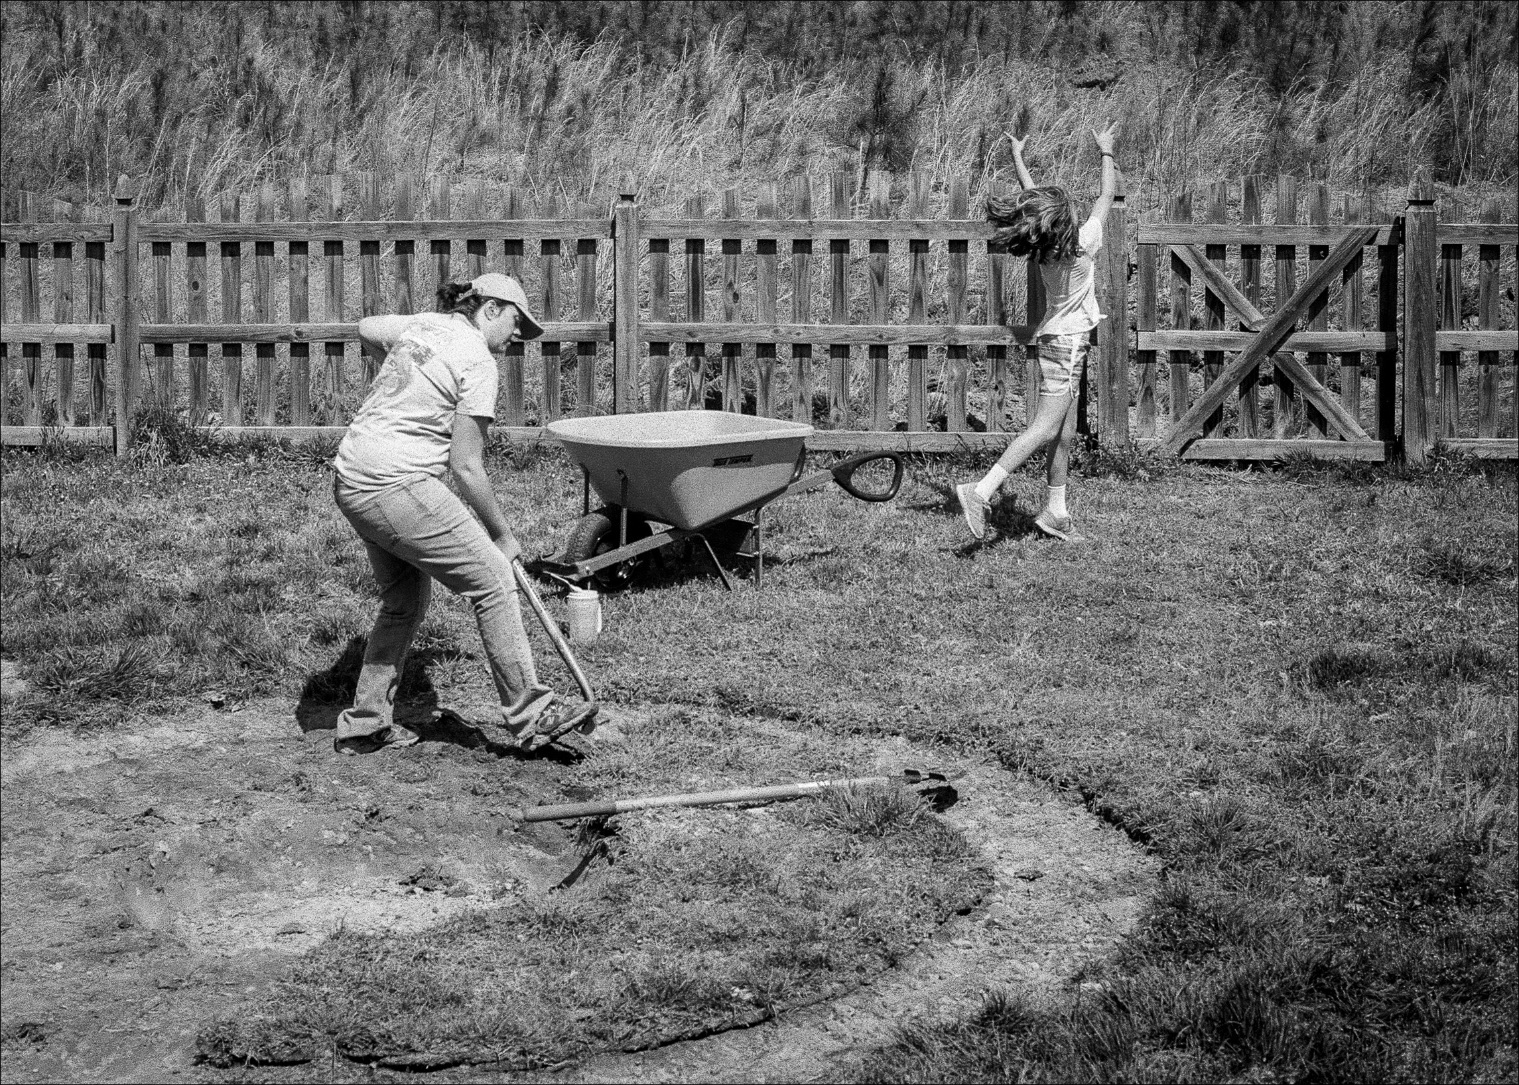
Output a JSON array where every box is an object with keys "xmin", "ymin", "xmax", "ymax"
[{"xmin": 957, "ymin": 123, "xmax": 1119, "ymax": 541}]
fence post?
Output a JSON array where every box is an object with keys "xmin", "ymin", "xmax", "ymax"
[
  {"xmin": 1401, "ymin": 168, "xmax": 1437, "ymax": 464},
  {"xmin": 1097, "ymin": 169, "xmax": 1130, "ymax": 447},
  {"xmin": 111, "ymin": 176, "xmax": 140, "ymax": 455},
  {"xmin": 613, "ymin": 193, "xmax": 639, "ymax": 414}
]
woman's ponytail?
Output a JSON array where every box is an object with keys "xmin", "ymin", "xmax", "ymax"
[{"xmin": 436, "ymin": 282, "xmax": 486, "ymax": 316}]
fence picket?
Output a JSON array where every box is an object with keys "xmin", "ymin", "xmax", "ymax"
[
  {"xmin": 1272, "ymin": 176, "xmax": 1299, "ymax": 438},
  {"xmin": 359, "ymin": 172, "xmax": 383, "ymax": 387},
  {"xmin": 868, "ymin": 172, "xmax": 891, "ymax": 431},
  {"xmin": 1305, "ymin": 183, "xmax": 1331, "ymax": 437},
  {"xmin": 21, "ymin": 192, "xmax": 41, "ymax": 424},
  {"xmin": 392, "ymin": 175, "xmax": 416, "ymax": 316},
  {"xmin": 984, "ymin": 184, "xmax": 1008, "ymax": 435},
  {"xmin": 755, "ymin": 182, "xmax": 778, "ymax": 417},
  {"xmin": 1167, "ymin": 192, "xmax": 1191, "ymax": 429},
  {"xmin": 86, "ymin": 201, "xmax": 107, "ymax": 424},
  {"xmin": 1374, "ymin": 188, "xmax": 1398, "ymax": 441},
  {"xmin": 1136, "ymin": 208, "xmax": 1158, "ymax": 437},
  {"xmin": 320, "ymin": 175, "xmax": 346, "ymax": 424},
  {"xmin": 647, "ymin": 194, "xmax": 671, "ymax": 414},
  {"xmin": 463, "ymin": 178, "xmax": 486, "ymax": 279},
  {"xmin": 721, "ymin": 187, "xmax": 743, "ymax": 412},
  {"xmin": 683, "ymin": 193, "xmax": 705, "ymax": 411},
  {"xmin": 502, "ymin": 186, "xmax": 526, "ymax": 424},
  {"xmin": 539, "ymin": 193, "xmax": 563, "ymax": 422},
  {"xmin": 1477, "ymin": 198, "xmax": 1502, "ymax": 438},
  {"xmin": 790, "ymin": 178, "xmax": 814, "ymax": 424},
  {"xmin": 1201, "ymin": 181, "xmax": 1227, "ymax": 436},
  {"xmin": 219, "ymin": 192, "xmax": 243, "ymax": 424},
  {"xmin": 254, "ymin": 182, "xmax": 276, "ymax": 424},
  {"xmin": 907, "ymin": 172, "xmax": 929, "ymax": 432},
  {"xmin": 1439, "ymin": 218, "xmax": 1463, "ymax": 439},
  {"xmin": 286, "ymin": 176, "xmax": 310, "ymax": 425},
  {"xmin": 151, "ymin": 203, "xmax": 173, "ymax": 412},
  {"xmin": 578, "ymin": 196, "xmax": 600, "ymax": 416},
  {"xmin": 1340, "ymin": 193, "xmax": 1364, "ymax": 427},
  {"xmin": 54, "ymin": 199, "xmax": 77, "ymax": 425},
  {"xmin": 829, "ymin": 172, "xmax": 851, "ymax": 428},
  {"xmin": 946, "ymin": 178, "xmax": 969, "ymax": 432},
  {"xmin": 429, "ymin": 176, "xmax": 451, "ymax": 290},
  {"xmin": 1238, "ymin": 176, "xmax": 1262, "ymax": 437}
]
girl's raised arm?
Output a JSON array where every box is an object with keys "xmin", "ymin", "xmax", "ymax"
[
  {"xmin": 1004, "ymin": 132, "xmax": 1037, "ymax": 190},
  {"xmin": 1086, "ymin": 123, "xmax": 1119, "ymax": 227}
]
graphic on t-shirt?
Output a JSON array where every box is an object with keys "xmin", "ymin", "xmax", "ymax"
[{"xmin": 374, "ymin": 338, "xmax": 431, "ymax": 397}]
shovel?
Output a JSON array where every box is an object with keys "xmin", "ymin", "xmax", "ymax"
[
  {"xmin": 516, "ymin": 768, "xmax": 952, "ymax": 823},
  {"xmin": 512, "ymin": 558, "xmax": 596, "ymax": 703}
]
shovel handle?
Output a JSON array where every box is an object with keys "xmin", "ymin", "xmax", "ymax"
[{"xmin": 512, "ymin": 560, "xmax": 596, "ymax": 702}]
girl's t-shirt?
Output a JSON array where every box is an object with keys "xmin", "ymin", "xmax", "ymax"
[
  {"xmin": 1035, "ymin": 218, "xmax": 1105, "ymax": 338},
  {"xmin": 334, "ymin": 313, "xmax": 498, "ymax": 490}
]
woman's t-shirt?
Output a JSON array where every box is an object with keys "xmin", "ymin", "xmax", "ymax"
[
  {"xmin": 334, "ymin": 313, "xmax": 498, "ymax": 490},
  {"xmin": 1035, "ymin": 218, "xmax": 1105, "ymax": 338}
]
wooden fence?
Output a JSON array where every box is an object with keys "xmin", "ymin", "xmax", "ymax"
[{"xmin": 1, "ymin": 168, "xmax": 1514, "ymax": 462}]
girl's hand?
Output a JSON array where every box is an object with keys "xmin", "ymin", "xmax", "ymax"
[
  {"xmin": 1091, "ymin": 123, "xmax": 1119, "ymax": 156},
  {"xmin": 1003, "ymin": 130, "xmax": 1029, "ymax": 157}
]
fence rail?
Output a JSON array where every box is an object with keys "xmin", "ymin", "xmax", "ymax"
[{"xmin": 1, "ymin": 169, "xmax": 1515, "ymax": 461}]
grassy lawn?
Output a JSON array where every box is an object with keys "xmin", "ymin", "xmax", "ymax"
[{"xmin": 1, "ymin": 431, "xmax": 1515, "ymax": 1082}]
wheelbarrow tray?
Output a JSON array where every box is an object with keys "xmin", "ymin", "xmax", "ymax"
[{"xmin": 546, "ymin": 411, "xmax": 814, "ymax": 532}]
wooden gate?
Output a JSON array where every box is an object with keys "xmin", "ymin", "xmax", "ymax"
[{"xmin": 1133, "ymin": 170, "xmax": 1516, "ymax": 463}]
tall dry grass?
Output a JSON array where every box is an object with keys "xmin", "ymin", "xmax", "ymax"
[{"xmin": 2, "ymin": 3, "xmax": 1515, "ymax": 217}]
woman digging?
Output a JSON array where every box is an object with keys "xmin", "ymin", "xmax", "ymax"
[
  {"xmin": 330, "ymin": 273, "xmax": 598, "ymax": 755},
  {"xmin": 956, "ymin": 122, "xmax": 1120, "ymax": 541}
]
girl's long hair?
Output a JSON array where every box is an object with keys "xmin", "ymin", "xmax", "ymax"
[{"xmin": 986, "ymin": 186, "xmax": 1079, "ymax": 264}]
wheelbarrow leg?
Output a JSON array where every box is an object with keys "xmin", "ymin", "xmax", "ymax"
[
  {"xmin": 697, "ymin": 534, "xmax": 734, "ymax": 592},
  {"xmin": 754, "ymin": 505, "xmax": 763, "ymax": 589}
]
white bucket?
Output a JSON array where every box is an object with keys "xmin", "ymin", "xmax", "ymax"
[{"xmin": 566, "ymin": 587, "xmax": 603, "ymax": 645}]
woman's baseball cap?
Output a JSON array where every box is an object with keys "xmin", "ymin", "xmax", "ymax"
[{"xmin": 469, "ymin": 273, "xmax": 544, "ymax": 340}]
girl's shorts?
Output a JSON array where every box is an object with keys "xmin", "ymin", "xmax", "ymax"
[{"xmin": 1036, "ymin": 334, "xmax": 1090, "ymax": 397}]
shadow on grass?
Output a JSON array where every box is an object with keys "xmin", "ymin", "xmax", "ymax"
[{"xmin": 294, "ymin": 636, "xmax": 591, "ymax": 764}]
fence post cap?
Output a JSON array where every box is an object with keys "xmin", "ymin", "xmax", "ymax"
[
  {"xmin": 1406, "ymin": 168, "xmax": 1434, "ymax": 205},
  {"xmin": 114, "ymin": 176, "xmax": 139, "ymax": 203}
]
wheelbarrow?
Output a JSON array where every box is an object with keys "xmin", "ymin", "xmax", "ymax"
[{"xmin": 533, "ymin": 411, "xmax": 903, "ymax": 591}]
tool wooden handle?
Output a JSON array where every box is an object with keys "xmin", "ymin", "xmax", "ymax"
[
  {"xmin": 521, "ymin": 775, "xmax": 894, "ymax": 823},
  {"xmin": 512, "ymin": 560, "xmax": 596, "ymax": 702}
]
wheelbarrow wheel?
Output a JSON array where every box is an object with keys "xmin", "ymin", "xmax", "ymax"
[{"xmin": 562, "ymin": 509, "xmax": 652, "ymax": 591}]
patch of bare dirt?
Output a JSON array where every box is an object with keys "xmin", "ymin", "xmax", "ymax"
[
  {"xmin": 1, "ymin": 706, "xmax": 1155, "ymax": 1084},
  {"xmin": 0, "ymin": 701, "xmax": 592, "ymax": 1082}
]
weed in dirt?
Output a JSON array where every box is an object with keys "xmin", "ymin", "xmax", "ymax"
[{"xmin": 793, "ymin": 783, "xmax": 927, "ymax": 838}]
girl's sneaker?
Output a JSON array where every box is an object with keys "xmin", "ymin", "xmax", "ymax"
[
  {"xmin": 1033, "ymin": 510, "xmax": 1074, "ymax": 541},
  {"xmin": 956, "ymin": 483, "xmax": 990, "ymax": 539}
]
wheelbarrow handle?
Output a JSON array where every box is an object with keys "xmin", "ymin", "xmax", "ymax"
[{"xmin": 830, "ymin": 451, "xmax": 904, "ymax": 502}]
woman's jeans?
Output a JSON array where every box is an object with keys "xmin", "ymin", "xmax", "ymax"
[{"xmin": 332, "ymin": 473, "xmax": 553, "ymax": 740}]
